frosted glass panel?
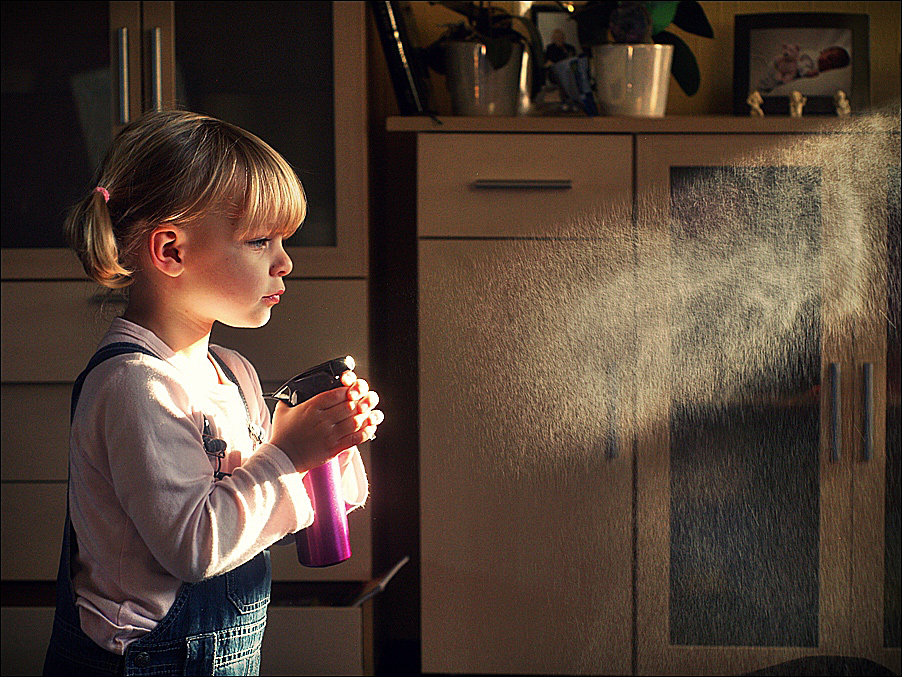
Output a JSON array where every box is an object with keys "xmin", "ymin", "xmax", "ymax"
[{"xmin": 667, "ymin": 166, "xmax": 822, "ymax": 647}]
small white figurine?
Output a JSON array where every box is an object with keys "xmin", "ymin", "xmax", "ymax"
[
  {"xmin": 790, "ymin": 90, "xmax": 807, "ymax": 117},
  {"xmin": 747, "ymin": 90, "xmax": 764, "ymax": 116},
  {"xmin": 834, "ymin": 90, "xmax": 851, "ymax": 117}
]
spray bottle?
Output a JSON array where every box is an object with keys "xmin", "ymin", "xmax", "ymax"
[{"xmin": 268, "ymin": 356, "xmax": 356, "ymax": 567}]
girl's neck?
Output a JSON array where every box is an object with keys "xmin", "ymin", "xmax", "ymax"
[{"xmin": 121, "ymin": 284, "xmax": 212, "ymax": 365}]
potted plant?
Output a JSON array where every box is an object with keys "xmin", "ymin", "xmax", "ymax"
[
  {"xmin": 424, "ymin": 1, "xmax": 545, "ymax": 116},
  {"xmin": 572, "ymin": 1, "xmax": 713, "ymax": 116}
]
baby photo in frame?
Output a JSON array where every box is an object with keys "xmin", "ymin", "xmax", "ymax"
[{"xmin": 734, "ymin": 13, "xmax": 870, "ymax": 115}]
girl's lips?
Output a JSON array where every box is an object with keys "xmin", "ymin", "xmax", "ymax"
[{"xmin": 263, "ymin": 291, "xmax": 283, "ymax": 304}]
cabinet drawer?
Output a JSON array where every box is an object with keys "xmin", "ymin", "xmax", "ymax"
[
  {"xmin": 261, "ymin": 606, "xmax": 368, "ymax": 676},
  {"xmin": 1, "ymin": 483, "xmax": 66, "ymax": 580},
  {"xmin": 417, "ymin": 133, "xmax": 632, "ymax": 237},
  {"xmin": 1, "ymin": 281, "xmax": 119, "ymax": 383},
  {"xmin": 2, "ymin": 280, "xmax": 368, "ymax": 384},
  {"xmin": 1, "ymin": 384, "xmax": 70, "ymax": 481},
  {"xmin": 0, "ymin": 606, "xmax": 368, "ymax": 677},
  {"xmin": 211, "ymin": 279, "xmax": 369, "ymax": 384}
]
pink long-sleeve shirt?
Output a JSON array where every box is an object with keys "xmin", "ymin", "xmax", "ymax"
[{"xmin": 68, "ymin": 318, "xmax": 368, "ymax": 654}]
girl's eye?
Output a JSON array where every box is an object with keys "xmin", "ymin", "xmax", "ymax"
[{"xmin": 247, "ymin": 238, "xmax": 270, "ymax": 249}]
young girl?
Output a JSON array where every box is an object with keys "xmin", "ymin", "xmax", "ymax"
[{"xmin": 42, "ymin": 110, "xmax": 382, "ymax": 676}]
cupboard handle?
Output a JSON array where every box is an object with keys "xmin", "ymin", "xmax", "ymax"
[
  {"xmin": 830, "ymin": 363, "xmax": 841, "ymax": 462},
  {"xmin": 862, "ymin": 363, "xmax": 873, "ymax": 461},
  {"xmin": 472, "ymin": 179, "xmax": 573, "ymax": 190},
  {"xmin": 117, "ymin": 27, "xmax": 130, "ymax": 124},
  {"xmin": 606, "ymin": 373, "xmax": 618, "ymax": 460},
  {"xmin": 151, "ymin": 27, "xmax": 163, "ymax": 112}
]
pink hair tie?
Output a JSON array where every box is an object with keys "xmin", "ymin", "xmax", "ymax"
[{"xmin": 94, "ymin": 186, "xmax": 110, "ymax": 203}]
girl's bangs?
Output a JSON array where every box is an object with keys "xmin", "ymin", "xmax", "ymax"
[{"xmin": 234, "ymin": 143, "xmax": 307, "ymax": 240}]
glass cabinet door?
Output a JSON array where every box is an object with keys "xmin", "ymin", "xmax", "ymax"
[
  {"xmin": 172, "ymin": 1, "xmax": 366, "ymax": 277},
  {"xmin": 635, "ymin": 135, "xmax": 855, "ymax": 675},
  {"xmin": 2, "ymin": 1, "xmax": 367, "ymax": 280},
  {"xmin": 1, "ymin": 1, "xmax": 140, "ymax": 277},
  {"xmin": 173, "ymin": 0, "xmax": 334, "ymax": 247}
]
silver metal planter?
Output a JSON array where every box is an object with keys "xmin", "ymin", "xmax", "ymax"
[
  {"xmin": 444, "ymin": 41, "xmax": 525, "ymax": 116},
  {"xmin": 592, "ymin": 44, "xmax": 674, "ymax": 117}
]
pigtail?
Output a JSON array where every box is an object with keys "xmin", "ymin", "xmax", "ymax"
[
  {"xmin": 65, "ymin": 186, "xmax": 133, "ymax": 289},
  {"xmin": 63, "ymin": 110, "xmax": 307, "ymax": 290}
]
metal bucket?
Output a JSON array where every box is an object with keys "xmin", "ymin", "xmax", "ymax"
[
  {"xmin": 444, "ymin": 41, "xmax": 524, "ymax": 116},
  {"xmin": 592, "ymin": 44, "xmax": 673, "ymax": 117}
]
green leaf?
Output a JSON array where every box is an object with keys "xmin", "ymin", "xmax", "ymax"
[
  {"xmin": 645, "ymin": 2, "xmax": 679, "ymax": 36},
  {"xmin": 671, "ymin": 0, "xmax": 713, "ymax": 38},
  {"xmin": 657, "ymin": 30, "xmax": 699, "ymax": 96}
]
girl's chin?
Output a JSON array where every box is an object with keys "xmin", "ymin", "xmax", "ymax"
[{"xmin": 219, "ymin": 311, "xmax": 272, "ymax": 330}]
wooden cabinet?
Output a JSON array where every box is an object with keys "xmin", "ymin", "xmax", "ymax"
[
  {"xmin": 400, "ymin": 117, "xmax": 900, "ymax": 676},
  {"xmin": 1, "ymin": 0, "xmax": 367, "ymax": 278},
  {"xmin": 1, "ymin": 4, "xmax": 373, "ymax": 671},
  {"xmin": 417, "ymin": 132, "xmax": 634, "ymax": 674},
  {"xmin": 634, "ymin": 133, "xmax": 899, "ymax": 674}
]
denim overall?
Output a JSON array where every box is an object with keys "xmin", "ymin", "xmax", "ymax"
[{"xmin": 43, "ymin": 343, "xmax": 271, "ymax": 676}]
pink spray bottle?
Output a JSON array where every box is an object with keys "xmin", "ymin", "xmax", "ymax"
[{"xmin": 269, "ymin": 356, "xmax": 356, "ymax": 567}]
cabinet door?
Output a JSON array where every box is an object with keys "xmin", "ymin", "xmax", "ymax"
[
  {"xmin": 171, "ymin": 0, "xmax": 367, "ymax": 277},
  {"xmin": 419, "ymin": 236, "xmax": 634, "ymax": 675},
  {"xmin": 850, "ymin": 153, "xmax": 901, "ymax": 674},
  {"xmin": 1, "ymin": 1, "xmax": 140, "ymax": 278},
  {"xmin": 634, "ymin": 134, "xmax": 859, "ymax": 675},
  {"xmin": 2, "ymin": 1, "xmax": 367, "ymax": 281}
]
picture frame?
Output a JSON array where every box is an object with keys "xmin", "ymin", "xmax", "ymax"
[
  {"xmin": 531, "ymin": 5, "xmax": 582, "ymax": 65},
  {"xmin": 733, "ymin": 13, "xmax": 870, "ymax": 116}
]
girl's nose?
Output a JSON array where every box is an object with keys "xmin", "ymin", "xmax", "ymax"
[{"xmin": 273, "ymin": 241, "xmax": 293, "ymax": 277}]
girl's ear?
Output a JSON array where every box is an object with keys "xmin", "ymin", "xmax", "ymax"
[{"xmin": 148, "ymin": 226, "xmax": 185, "ymax": 277}]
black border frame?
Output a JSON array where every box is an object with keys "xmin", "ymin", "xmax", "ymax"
[{"xmin": 733, "ymin": 12, "xmax": 870, "ymax": 116}]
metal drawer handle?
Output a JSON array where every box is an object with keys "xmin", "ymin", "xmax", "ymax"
[
  {"xmin": 472, "ymin": 179, "xmax": 573, "ymax": 190},
  {"xmin": 830, "ymin": 362, "xmax": 841, "ymax": 462},
  {"xmin": 151, "ymin": 27, "xmax": 163, "ymax": 112},
  {"xmin": 118, "ymin": 27, "xmax": 130, "ymax": 124},
  {"xmin": 862, "ymin": 363, "xmax": 873, "ymax": 461}
]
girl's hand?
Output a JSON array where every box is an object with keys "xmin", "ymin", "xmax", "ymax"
[{"xmin": 269, "ymin": 371, "xmax": 382, "ymax": 474}]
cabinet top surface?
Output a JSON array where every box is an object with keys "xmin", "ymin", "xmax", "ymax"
[{"xmin": 387, "ymin": 115, "xmax": 868, "ymax": 134}]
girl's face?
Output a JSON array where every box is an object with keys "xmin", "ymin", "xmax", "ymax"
[{"xmin": 178, "ymin": 211, "xmax": 293, "ymax": 329}]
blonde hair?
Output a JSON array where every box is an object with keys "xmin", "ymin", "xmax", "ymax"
[{"xmin": 66, "ymin": 110, "xmax": 306, "ymax": 288}]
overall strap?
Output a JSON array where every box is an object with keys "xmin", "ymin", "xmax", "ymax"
[
  {"xmin": 208, "ymin": 347, "xmax": 263, "ymax": 448},
  {"xmin": 71, "ymin": 342, "xmax": 160, "ymax": 422},
  {"xmin": 208, "ymin": 348, "xmax": 250, "ymax": 419}
]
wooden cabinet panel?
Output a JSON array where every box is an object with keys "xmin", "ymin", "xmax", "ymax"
[
  {"xmin": 211, "ymin": 280, "xmax": 369, "ymax": 384},
  {"xmin": 1, "ymin": 279, "xmax": 368, "ymax": 384},
  {"xmin": 418, "ymin": 133, "xmax": 632, "ymax": 238},
  {"xmin": 1, "ymin": 483, "xmax": 66, "ymax": 580},
  {"xmin": 419, "ymin": 239, "xmax": 633, "ymax": 674},
  {"xmin": 1, "ymin": 384, "xmax": 70, "ymax": 481},
  {"xmin": 1, "ymin": 281, "xmax": 120, "ymax": 383}
]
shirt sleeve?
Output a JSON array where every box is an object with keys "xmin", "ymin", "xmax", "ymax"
[{"xmin": 85, "ymin": 356, "xmax": 312, "ymax": 583}]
